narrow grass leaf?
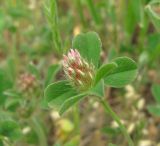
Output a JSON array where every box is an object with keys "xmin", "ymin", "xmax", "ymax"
[
  {"xmin": 145, "ymin": 0, "xmax": 160, "ymax": 31},
  {"xmin": 151, "ymin": 84, "xmax": 160, "ymax": 103}
]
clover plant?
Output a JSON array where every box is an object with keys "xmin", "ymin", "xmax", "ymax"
[{"xmin": 44, "ymin": 31, "xmax": 138, "ymax": 146}]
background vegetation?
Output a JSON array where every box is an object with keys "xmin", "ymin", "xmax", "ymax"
[{"xmin": 0, "ymin": 0, "xmax": 160, "ymax": 146}]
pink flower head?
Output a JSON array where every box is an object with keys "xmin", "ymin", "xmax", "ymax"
[
  {"xmin": 62, "ymin": 49, "xmax": 95, "ymax": 91},
  {"xmin": 18, "ymin": 73, "xmax": 38, "ymax": 96}
]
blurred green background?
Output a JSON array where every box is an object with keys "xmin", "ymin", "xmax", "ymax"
[{"xmin": 0, "ymin": 0, "xmax": 160, "ymax": 146}]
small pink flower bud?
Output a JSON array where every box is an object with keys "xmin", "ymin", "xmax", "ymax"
[
  {"xmin": 18, "ymin": 73, "xmax": 36, "ymax": 91},
  {"xmin": 62, "ymin": 49, "xmax": 95, "ymax": 91},
  {"xmin": 17, "ymin": 73, "xmax": 39, "ymax": 99}
]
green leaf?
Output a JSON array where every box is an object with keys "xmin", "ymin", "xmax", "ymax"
[
  {"xmin": 151, "ymin": 84, "xmax": 160, "ymax": 103},
  {"xmin": 3, "ymin": 90, "xmax": 22, "ymax": 110},
  {"xmin": 3, "ymin": 90, "xmax": 20, "ymax": 98},
  {"xmin": 48, "ymin": 90, "xmax": 77, "ymax": 110},
  {"xmin": 44, "ymin": 80, "xmax": 72, "ymax": 102},
  {"xmin": 95, "ymin": 63, "xmax": 118, "ymax": 85},
  {"xmin": 0, "ymin": 120, "xmax": 21, "ymax": 141},
  {"xmin": 72, "ymin": 31, "xmax": 102, "ymax": 67},
  {"xmin": 104, "ymin": 57, "xmax": 137, "ymax": 88},
  {"xmin": 124, "ymin": 0, "xmax": 144, "ymax": 35},
  {"xmin": 145, "ymin": 0, "xmax": 160, "ymax": 31},
  {"xmin": 89, "ymin": 80, "xmax": 104, "ymax": 98},
  {"xmin": 147, "ymin": 105, "xmax": 160, "ymax": 116},
  {"xmin": 5, "ymin": 98, "xmax": 21, "ymax": 111},
  {"xmin": 44, "ymin": 64, "xmax": 60, "ymax": 87},
  {"xmin": 44, "ymin": 80, "xmax": 77, "ymax": 110},
  {"xmin": 147, "ymin": 34, "xmax": 160, "ymax": 62},
  {"xmin": 59, "ymin": 93, "xmax": 86, "ymax": 115}
]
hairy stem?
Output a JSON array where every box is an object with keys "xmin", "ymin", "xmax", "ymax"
[{"xmin": 100, "ymin": 98, "xmax": 134, "ymax": 146}]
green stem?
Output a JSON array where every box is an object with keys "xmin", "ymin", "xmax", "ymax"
[
  {"xmin": 100, "ymin": 98, "xmax": 134, "ymax": 146},
  {"xmin": 73, "ymin": 105, "xmax": 80, "ymax": 135},
  {"xmin": 31, "ymin": 117, "xmax": 48, "ymax": 146}
]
